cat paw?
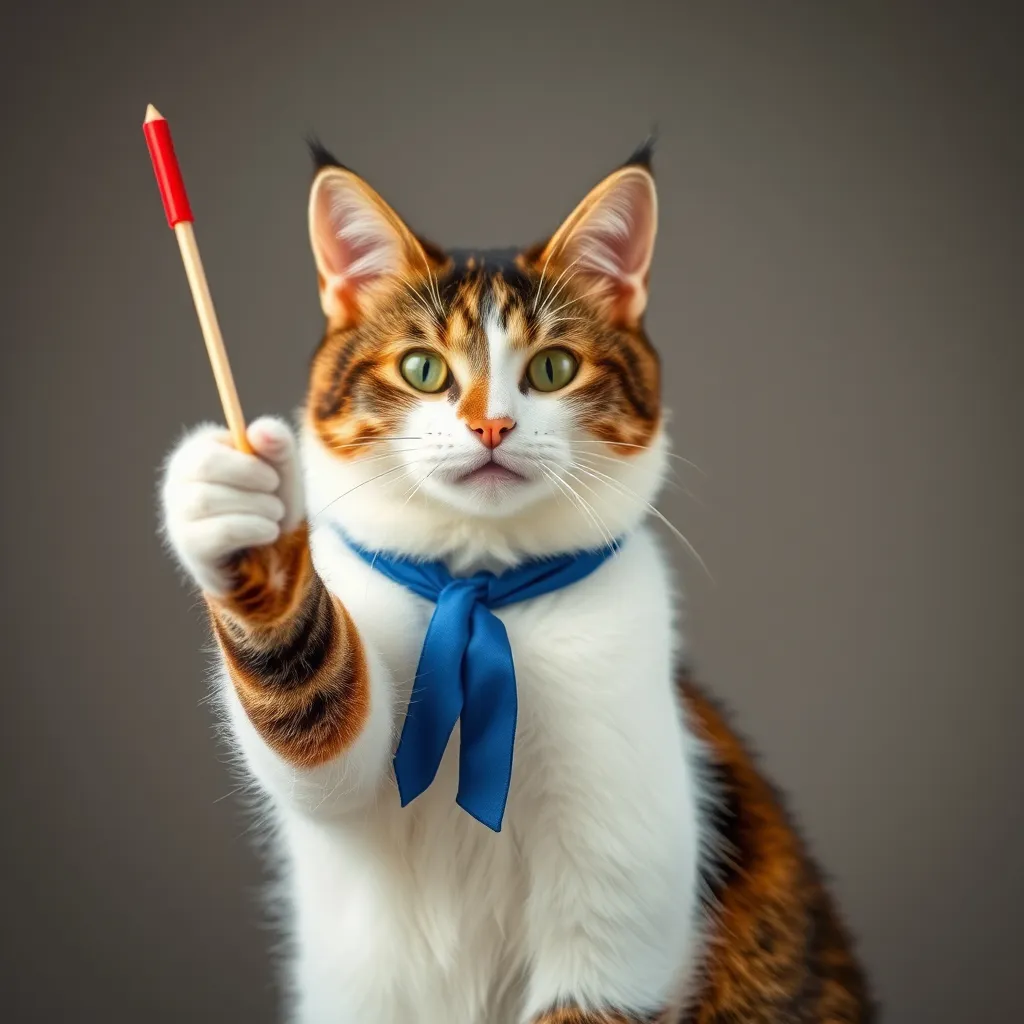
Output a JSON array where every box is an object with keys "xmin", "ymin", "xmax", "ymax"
[{"xmin": 160, "ymin": 417, "xmax": 305, "ymax": 596}]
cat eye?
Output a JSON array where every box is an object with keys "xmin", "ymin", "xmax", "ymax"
[
  {"xmin": 399, "ymin": 350, "xmax": 450, "ymax": 393},
  {"xmin": 527, "ymin": 348, "xmax": 578, "ymax": 393}
]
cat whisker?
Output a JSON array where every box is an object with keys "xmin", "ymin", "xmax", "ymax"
[
  {"xmin": 542, "ymin": 316, "xmax": 590, "ymax": 331},
  {"xmin": 538, "ymin": 461, "xmax": 618, "ymax": 554},
  {"xmin": 567, "ymin": 460, "xmax": 713, "ymax": 582},
  {"xmin": 312, "ymin": 462, "xmax": 417, "ymax": 522},
  {"xmin": 412, "ymin": 250, "xmax": 446, "ymax": 320},
  {"xmin": 397, "ymin": 274, "xmax": 441, "ymax": 323},
  {"xmin": 538, "ymin": 462, "xmax": 602, "ymax": 545},
  {"xmin": 568, "ymin": 440, "xmax": 706, "ymax": 476},
  {"xmin": 212, "ymin": 785, "xmax": 246, "ymax": 805},
  {"xmin": 543, "ymin": 282, "xmax": 608, "ymax": 319},
  {"xmin": 322, "ymin": 447, "xmax": 430, "ymax": 473},
  {"xmin": 558, "ymin": 467, "xmax": 623, "ymax": 553},
  {"xmin": 536, "ymin": 257, "xmax": 583, "ymax": 319},
  {"xmin": 532, "ymin": 226, "xmax": 580, "ymax": 314},
  {"xmin": 532, "ymin": 250, "xmax": 558, "ymax": 315},
  {"xmin": 425, "ymin": 265, "xmax": 446, "ymax": 319},
  {"xmin": 401, "ymin": 461, "xmax": 445, "ymax": 506},
  {"xmin": 570, "ymin": 449, "xmax": 702, "ymax": 506},
  {"xmin": 539, "ymin": 274, "xmax": 584, "ymax": 320},
  {"xmin": 330, "ymin": 436, "xmax": 425, "ymax": 452}
]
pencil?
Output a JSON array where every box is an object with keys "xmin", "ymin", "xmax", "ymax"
[{"xmin": 143, "ymin": 104, "xmax": 252, "ymax": 453}]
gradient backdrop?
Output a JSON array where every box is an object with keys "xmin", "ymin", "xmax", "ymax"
[{"xmin": 2, "ymin": 2, "xmax": 1022, "ymax": 1021}]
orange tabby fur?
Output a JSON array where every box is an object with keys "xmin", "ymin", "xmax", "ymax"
[{"xmin": 209, "ymin": 524, "xmax": 370, "ymax": 768}]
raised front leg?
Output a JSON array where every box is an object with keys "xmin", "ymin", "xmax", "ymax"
[{"xmin": 161, "ymin": 417, "xmax": 394, "ymax": 813}]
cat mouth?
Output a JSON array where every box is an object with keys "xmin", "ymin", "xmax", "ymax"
[{"xmin": 455, "ymin": 460, "xmax": 529, "ymax": 485}]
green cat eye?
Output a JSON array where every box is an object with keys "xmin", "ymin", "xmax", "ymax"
[
  {"xmin": 527, "ymin": 348, "xmax": 578, "ymax": 392},
  {"xmin": 400, "ymin": 350, "xmax": 449, "ymax": 393}
]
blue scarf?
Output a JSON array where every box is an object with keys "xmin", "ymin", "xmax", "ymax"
[{"xmin": 341, "ymin": 534, "xmax": 620, "ymax": 831}]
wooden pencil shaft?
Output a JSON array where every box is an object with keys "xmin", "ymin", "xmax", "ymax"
[{"xmin": 173, "ymin": 222, "xmax": 252, "ymax": 453}]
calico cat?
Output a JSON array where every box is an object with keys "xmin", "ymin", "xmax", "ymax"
[{"xmin": 159, "ymin": 141, "xmax": 873, "ymax": 1023}]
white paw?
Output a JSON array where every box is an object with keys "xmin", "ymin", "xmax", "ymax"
[{"xmin": 160, "ymin": 416, "xmax": 305, "ymax": 596}]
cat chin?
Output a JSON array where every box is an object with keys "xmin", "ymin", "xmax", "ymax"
[{"xmin": 417, "ymin": 472, "xmax": 552, "ymax": 519}]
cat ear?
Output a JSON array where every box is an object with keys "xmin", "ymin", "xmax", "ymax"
[
  {"xmin": 536, "ymin": 163, "xmax": 657, "ymax": 328},
  {"xmin": 308, "ymin": 166, "xmax": 432, "ymax": 326}
]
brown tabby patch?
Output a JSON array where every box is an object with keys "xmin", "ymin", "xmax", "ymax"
[
  {"xmin": 207, "ymin": 523, "xmax": 370, "ymax": 768},
  {"xmin": 533, "ymin": 1009, "xmax": 666, "ymax": 1023},
  {"xmin": 680, "ymin": 677, "xmax": 875, "ymax": 1023},
  {"xmin": 219, "ymin": 522, "xmax": 314, "ymax": 628}
]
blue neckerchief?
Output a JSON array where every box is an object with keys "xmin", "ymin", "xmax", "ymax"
[{"xmin": 340, "ymin": 533, "xmax": 621, "ymax": 831}]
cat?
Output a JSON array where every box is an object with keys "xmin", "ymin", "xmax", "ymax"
[{"xmin": 159, "ymin": 140, "xmax": 874, "ymax": 1023}]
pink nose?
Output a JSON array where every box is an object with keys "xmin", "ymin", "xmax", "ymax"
[{"xmin": 465, "ymin": 416, "xmax": 516, "ymax": 449}]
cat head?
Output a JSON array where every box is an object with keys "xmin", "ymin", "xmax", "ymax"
[{"xmin": 299, "ymin": 142, "xmax": 670, "ymax": 567}]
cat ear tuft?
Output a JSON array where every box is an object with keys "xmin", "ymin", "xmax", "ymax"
[
  {"xmin": 306, "ymin": 135, "xmax": 346, "ymax": 173},
  {"xmin": 624, "ymin": 129, "xmax": 657, "ymax": 171},
  {"xmin": 537, "ymin": 164, "xmax": 658, "ymax": 328},
  {"xmin": 308, "ymin": 167, "xmax": 430, "ymax": 326}
]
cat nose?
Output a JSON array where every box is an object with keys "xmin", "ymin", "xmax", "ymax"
[{"xmin": 465, "ymin": 416, "xmax": 516, "ymax": 449}]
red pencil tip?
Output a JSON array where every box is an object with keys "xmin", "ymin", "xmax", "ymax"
[{"xmin": 143, "ymin": 108, "xmax": 193, "ymax": 227}]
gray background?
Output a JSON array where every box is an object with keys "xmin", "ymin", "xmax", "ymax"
[{"xmin": 2, "ymin": 2, "xmax": 1021, "ymax": 1021}]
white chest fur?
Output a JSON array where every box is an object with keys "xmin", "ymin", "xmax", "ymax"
[{"xmin": 228, "ymin": 525, "xmax": 705, "ymax": 1024}]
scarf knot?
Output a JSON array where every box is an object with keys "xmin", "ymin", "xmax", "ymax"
[
  {"xmin": 442, "ymin": 575, "xmax": 492, "ymax": 602},
  {"xmin": 340, "ymin": 533, "xmax": 620, "ymax": 831}
]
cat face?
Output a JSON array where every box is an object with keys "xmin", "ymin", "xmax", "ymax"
[{"xmin": 301, "ymin": 145, "xmax": 668, "ymax": 558}]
